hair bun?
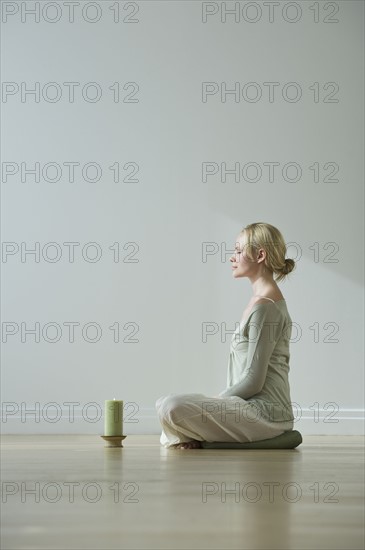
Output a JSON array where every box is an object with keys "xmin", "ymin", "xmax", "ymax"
[{"xmin": 282, "ymin": 258, "xmax": 295, "ymax": 275}]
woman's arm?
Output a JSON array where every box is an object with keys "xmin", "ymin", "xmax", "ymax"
[{"xmin": 218, "ymin": 307, "xmax": 284, "ymax": 400}]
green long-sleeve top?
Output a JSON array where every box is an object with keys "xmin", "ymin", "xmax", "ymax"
[{"xmin": 218, "ymin": 299, "xmax": 295, "ymax": 423}]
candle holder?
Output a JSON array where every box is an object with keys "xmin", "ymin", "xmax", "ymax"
[{"xmin": 100, "ymin": 435, "xmax": 127, "ymax": 448}]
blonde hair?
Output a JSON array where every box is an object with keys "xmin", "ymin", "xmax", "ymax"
[{"xmin": 240, "ymin": 222, "xmax": 295, "ymax": 283}]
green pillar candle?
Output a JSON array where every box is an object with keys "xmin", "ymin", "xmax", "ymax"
[{"xmin": 104, "ymin": 398, "xmax": 123, "ymax": 436}]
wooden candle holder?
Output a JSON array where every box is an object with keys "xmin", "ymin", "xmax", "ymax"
[{"xmin": 100, "ymin": 435, "xmax": 127, "ymax": 447}]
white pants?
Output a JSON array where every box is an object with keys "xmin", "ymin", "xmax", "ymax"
[{"xmin": 155, "ymin": 393, "xmax": 294, "ymax": 448}]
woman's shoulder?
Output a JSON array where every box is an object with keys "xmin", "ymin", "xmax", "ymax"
[
  {"xmin": 249, "ymin": 297, "xmax": 287, "ymax": 319},
  {"xmin": 250, "ymin": 294, "xmax": 285, "ymax": 307},
  {"xmin": 250, "ymin": 290, "xmax": 285, "ymax": 305}
]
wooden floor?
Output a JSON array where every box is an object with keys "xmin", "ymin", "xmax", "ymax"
[{"xmin": 1, "ymin": 435, "xmax": 364, "ymax": 549}]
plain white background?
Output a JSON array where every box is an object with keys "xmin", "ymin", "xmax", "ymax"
[{"xmin": 1, "ymin": 0, "xmax": 364, "ymax": 435}]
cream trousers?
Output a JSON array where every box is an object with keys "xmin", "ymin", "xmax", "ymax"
[{"xmin": 155, "ymin": 393, "xmax": 294, "ymax": 448}]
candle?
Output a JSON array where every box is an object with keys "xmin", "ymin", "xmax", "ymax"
[{"xmin": 104, "ymin": 398, "xmax": 123, "ymax": 436}]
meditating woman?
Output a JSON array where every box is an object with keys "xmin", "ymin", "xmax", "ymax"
[{"xmin": 155, "ymin": 222, "xmax": 296, "ymax": 449}]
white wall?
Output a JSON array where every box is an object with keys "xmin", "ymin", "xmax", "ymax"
[{"xmin": 1, "ymin": 1, "xmax": 363, "ymax": 435}]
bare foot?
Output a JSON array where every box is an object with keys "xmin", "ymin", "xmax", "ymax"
[{"xmin": 174, "ymin": 440, "xmax": 202, "ymax": 449}]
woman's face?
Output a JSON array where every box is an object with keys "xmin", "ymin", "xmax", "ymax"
[{"xmin": 230, "ymin": 232, "xmax": 259, "ymax": 278}]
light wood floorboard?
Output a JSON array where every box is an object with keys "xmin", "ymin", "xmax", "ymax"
[{"xmin": 1, "ymin": 435, "xmax": 364, "ymax": 549}]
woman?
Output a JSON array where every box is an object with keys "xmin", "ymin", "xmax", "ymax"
[{"xmin": 155, "ymin": 222, "xmax": 296, "ymax": 449}]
